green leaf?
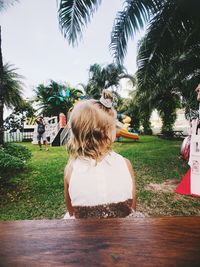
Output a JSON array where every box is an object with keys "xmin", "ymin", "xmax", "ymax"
[{"xmin": 58, "ymin": 0, "xmax": 102, "ymax": 46}]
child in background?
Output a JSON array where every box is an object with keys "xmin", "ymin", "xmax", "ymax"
[{"xmin": 64, "ymin": 91, "xmax": 136, "ymax": 219}]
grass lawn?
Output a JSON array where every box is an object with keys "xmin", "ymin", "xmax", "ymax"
[{"xmin": 0, "ymin": 135, "xmax": 200, "ymax": 220}]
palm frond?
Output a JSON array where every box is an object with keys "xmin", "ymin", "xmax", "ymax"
[
  {"xmin": 137, "ymin": 0, "xmax": 200, "ymax": 90},
  {"xmin": 0, "ymin": 0, "xmax": 18, "ymax": 11},
  {"xmin": 110, "ymin": 0, "xmax": 163, "ymax": 64},
  {"xmin": 2, "ymin": 63, "xmax": 24, "ymax": 108},
  {"xmin": 58, "ymin": 0, "xmax": 101, "ymax": 46}
]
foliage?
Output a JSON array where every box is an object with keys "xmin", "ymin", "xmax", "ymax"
[
  {"xmin": 58, "ymin": 0, "xmax": 200, "ymax": 134},
  {"xmin": 0, "ymin": 0, "xmax": 18, "ymax": 11},
  {"xmin": 34, "ymin": 80, "xmax": 83, "ymax": 116},
  {"xmin": 126, "ymin": 88, "xmax": 153, "ymax": 134},
  {"xmin": 126, "ymin": 103, "xmax": 140, "ymax": 132},
  {"xmin": 81, "ymin": 63, "xmax": 134, "ymax": 99},
  {"xmin": 184, "ymin": 100, "xmax": 199, "ymax": 121},
  {"xmin": 3, "ymin": 143, "xmax": 32, "ymax": 161},
  {"xmin": 179, "ymin": 76, "xmax": 200, "ymax": 120},
  {"xmin": 136, "ymin": 54, "xmax": 182, "ymax": 135},
  {"xmin": 58, "ymin": 0, "xmax": 102, "ymax": 46},
  {"xmin": 58, "ymin": 0, "xmax": 200, "ymax": 119},
  {"xmin": 116, "ymin": 97, "xmax": 129, "ymax": 114},
  {"xmin": 156, "ymin": 93, "xmax": 180, "ymax": 134},
  {"xmin": 110, "ymin": 0, "xmax": 161, "ymax": 63},
  {"xmin": 0, "ymin": 62, "xmax": 24, "ymax": 145},
  {"xmin": 0, "ymin": 143, "xmax": 32, "ymax": 179},
  {"xmin": 4, "ymin": 100, "xmax": 35, "ymax": 132},
  {"xmin": 0, "ymin": 1, "xmax": 22, "ymax": 146},
  {"xmin": 57, "ymin": 0, "xmax": 162, "ymax": 63},
  {"xmin": 0, "ymin": 149, "xmax": 25, "ymax": 177},
  {"xmin": 140, "ymin": 109, "xmax": 152, "ymax": 135},
  {"xmin": 1, "ymin": 63, "xmax": 24, "ymax": 108},
  {"xmin": 136, "ymin": 1, "xmax": 200, "ymax": 119}
]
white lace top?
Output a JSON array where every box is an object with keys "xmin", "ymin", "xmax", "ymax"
[{"xmin": 69, "ymin": 151, "xmax": 133, "ymax": 207}]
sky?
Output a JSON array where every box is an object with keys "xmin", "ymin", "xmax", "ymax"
[{"xmin": 1, "ymin": 0, "xmax": 144, "ymax": 99}]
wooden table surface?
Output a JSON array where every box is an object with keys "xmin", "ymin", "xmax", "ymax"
[{"xmin": 0, "ymin": 217, "xmax": 200, "ymax": 267}]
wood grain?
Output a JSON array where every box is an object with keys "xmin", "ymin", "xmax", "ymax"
[{"xmin": 0, "ymin": 217, "xmax": 200, "ymax": 267}]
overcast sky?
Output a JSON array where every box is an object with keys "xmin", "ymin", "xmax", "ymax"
[{"xmin": 1, "ymin": 0, "xmax": 144, "ymax": 99}]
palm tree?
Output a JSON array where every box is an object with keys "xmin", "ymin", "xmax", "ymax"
[
  {"xmin": 130, "ymin": 90, "xmax": 153, "ymax": 134},
  {"xmin": 58, "ymin": 0, "xmax": 200, "ymax": 133},
  {"xmin": 82, "ymin": 63, "xmax": 134, "ymax": 99},
  {"xmin": 0, "ymin": 63, "xmax": 24, "ymax": 144},
  {"xmin": 136, "ymin": 0, "xmax": 200, "ymax": 89},
  {"xmin": 136, "ymin": 29, "xmax": 200, "ymax": 122},
  {"xmin": 2, "ymin": 63, "xmax": 24, "ymax": 107},
  {"xmin": 58, "ymin": 2, "xmax": 200, "ymax": 77},
  {"xmin": 136, "ymin": 60, "xmax": 182, "ymax": 135},
  {"xmin": 0, "ymin": 0, "xmax": 18, "ymax": 145},
  {"xmin": 34, "ymin": 80, "xmax": 82, "ymax": 117},
  {"xmin": 57, "ymin": 0, "xmax": 162, "ymax": 63}
]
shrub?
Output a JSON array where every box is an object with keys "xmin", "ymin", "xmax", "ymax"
[
  {"xmin": 0, "ymin": 144, "xmax": 32, "ymax": 179},
  {"xmin": 0, "ymin": 149, "xmax": 25, "ymax": 177},
  {"xmin": 3, "ymin": 143, "xmax": 32, "ymax": 161}
]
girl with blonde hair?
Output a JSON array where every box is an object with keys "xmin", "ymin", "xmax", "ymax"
[{"xmin": 64, "ymin": 90, "xmax": 136, "ymax": 219}]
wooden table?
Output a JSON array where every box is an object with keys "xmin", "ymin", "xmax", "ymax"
[{"xmin": 0, "ymin": 217, "xmax": 200, "ymax": 267}]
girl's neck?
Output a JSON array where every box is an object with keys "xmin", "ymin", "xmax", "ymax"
[{"xmin": 77, "ymin": 150, "xmax": 112, "ymax": 162}]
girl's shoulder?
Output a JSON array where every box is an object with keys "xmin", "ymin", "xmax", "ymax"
[
  {"xmin": 108, "ymin": 151, "xmax": 134, "ymax": 172},
  {"xmin": 64, "ymin": 159, "xmax": 74, "ymax": 184},
  {"xmin": 67, "ymin": 152, "xmax": 127, "ymax": 169},
  {"xmin": 107, "ymin": 151, "xmax": 126, "ymax": 162}
]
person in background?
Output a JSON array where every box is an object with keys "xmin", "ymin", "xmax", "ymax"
[{"xmin": 36, "ymin": 116, "xmax": 49, "ymax": 151}]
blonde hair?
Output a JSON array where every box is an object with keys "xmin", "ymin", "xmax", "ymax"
[{"xmin": 67, "ymin": 100, "xmax": 115, "ymax": 160}]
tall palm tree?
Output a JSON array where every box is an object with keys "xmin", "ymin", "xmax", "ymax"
[{"xmin": 0, "ymin": 0, "xmax": 18, "ymax": 145}]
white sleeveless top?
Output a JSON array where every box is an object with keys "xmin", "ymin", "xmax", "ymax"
[{"xmin": 69, "ymin": 151, "xmax": 133, "ymax": 206}]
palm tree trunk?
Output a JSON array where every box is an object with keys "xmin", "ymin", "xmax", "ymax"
[{"xmin": 0, "ymin": 26, "xmax": 4, "ymax": 146}]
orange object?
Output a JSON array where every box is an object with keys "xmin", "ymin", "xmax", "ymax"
[
  {"xmin": 119, "ymin": 129, "xmax": 139, "ymax": 140},
  {"xmin": 59, "ymin": 113, "xmax": 67, "ymax": 128},
  {"xmin": 116, "ymin": 128, "xmax": 139, "ymax": 140}
]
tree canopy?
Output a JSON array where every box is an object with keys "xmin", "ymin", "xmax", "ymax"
[{"xmin": 34, "ymin": 80, "xmax": 83, "ymax": 117}]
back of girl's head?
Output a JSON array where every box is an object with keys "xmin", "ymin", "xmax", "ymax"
[{"xmin": 67, "ymin": 100, "xmax": 116, "ymax": 160}]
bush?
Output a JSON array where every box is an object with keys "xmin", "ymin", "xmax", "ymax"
[
  {"xmin": 0, "ymin": 143, "xmax": 32, "ymax": 179},
  {"xmin": 0, "ymin": 149, "xmax": 25, "ymax": 177},
  {"xmin": 3, "ymin": 143, "xmax": 32, "ymax": 161}
]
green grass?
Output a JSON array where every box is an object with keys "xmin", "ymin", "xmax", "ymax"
[{"xmin": 0, "ymin": 135, "xmax": 200, "ymax": 220}]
